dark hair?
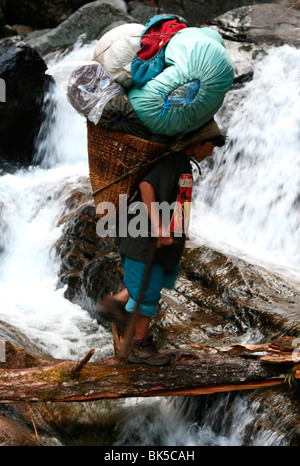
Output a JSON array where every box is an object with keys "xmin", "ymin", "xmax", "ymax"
[{"xmin": 203, "ymin": 134, "xmax": 227, "ymax": 147}]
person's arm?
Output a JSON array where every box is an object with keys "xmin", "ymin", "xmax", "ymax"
[{"xmin": 139, "ymin": 181, "xmax": 173, "ymax": 248}]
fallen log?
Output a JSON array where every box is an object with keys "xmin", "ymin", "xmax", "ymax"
[{"xmin": 0, "ymin": 338, "xmax": 297, "ymax": 403}]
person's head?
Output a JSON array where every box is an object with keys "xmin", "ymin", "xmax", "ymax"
[{"xmin": 174, "ymin": 119, "xmax": 226, "ymax": 162}]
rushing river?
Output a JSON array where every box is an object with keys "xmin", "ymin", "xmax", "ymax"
[
  {"xmin": 190, "ymin": 44, "xmax": 300, "ymax": 283},
  {"xmin": 0, "ymin": 41, "xmax": 299, "ymax": 446}
]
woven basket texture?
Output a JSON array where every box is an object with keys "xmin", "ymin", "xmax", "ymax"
[{"xmin": 87, "ymin": 121, "xmax": 165, "ymax": 218}]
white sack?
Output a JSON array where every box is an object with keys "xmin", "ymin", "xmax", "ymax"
[{"xmin": 93, "ymin": 23, "xmax": 144, "ymax": 88}]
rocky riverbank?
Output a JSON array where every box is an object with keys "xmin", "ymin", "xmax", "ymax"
[{"xmin": 0, "ymin": 0, "xmax": 299, "ymax": 447}]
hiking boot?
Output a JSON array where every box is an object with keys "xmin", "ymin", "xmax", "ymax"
[
  {"xmin": 128, "ymin": 334, "xmax": 170, "ymax": 366},
  {"xmin": 96, "ymin": 295, "xmax": 131, "ymax": 331}
]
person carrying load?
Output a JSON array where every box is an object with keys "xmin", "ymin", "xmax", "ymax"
[
  {"xmin": 98, "ymin": 118, "xmax": 226, "ymax": 366},
  {"xmin": 45, "ymin": 16, "xmax": 233, "ymax": 366}
]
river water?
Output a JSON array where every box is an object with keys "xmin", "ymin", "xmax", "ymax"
[
  {"xmin": 0, "ymin": 41, "xmax": 299, "ymax": 446},
  {"xmin": 190, "ymin": 44, "xmax": 300, "ymax": 283}
]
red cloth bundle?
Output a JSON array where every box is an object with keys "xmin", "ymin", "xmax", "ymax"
[{"xmin": 137, "ymin": 19, "xmax": 187, "ymax": 60}]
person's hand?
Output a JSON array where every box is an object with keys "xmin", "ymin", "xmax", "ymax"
[{"xmin": 155, "ymin": 225, "xmax": 174, "ymax": 248}]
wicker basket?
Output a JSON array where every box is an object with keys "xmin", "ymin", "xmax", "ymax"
[{"xmin": 87, "ymin": 121, "xmax": 166, "ymax": 218}]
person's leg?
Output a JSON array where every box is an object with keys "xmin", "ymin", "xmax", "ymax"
[
  {"xmin": 97, "ymin": 260, "xmax": 180, "ymax": 335},
  {"xmin": 121, "ymin": 255, "xmax": 171, "ymax": 365},
  {"xmin": 114, "ymin": 288, "xmax": 129, "ymax": 303},
  {"xmin": 123, "ymin": 259, "xmax": 180, "ymax": 339},
  {"xmin": 134, "ymin": 315, "xmax": 151, "ymax": 340},
  {"xmin": 122, "ymin": 255, "xmax": 164, "ymax": 333}
]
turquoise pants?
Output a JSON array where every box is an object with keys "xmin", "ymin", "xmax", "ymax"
[{"xmin": 120, "ymin": 252, "xmax": 179, "ymax": 318}]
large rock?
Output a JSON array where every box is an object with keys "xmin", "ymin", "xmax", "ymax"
[
  {"xmin": 206, "ymin": 2, "xmax": 300, "ymax": 82},
  {"xmin": 0, "ymin": 413, "xmax": 40, "ymax": 446},
  {"xmin": 26, "ymin": 0, "xmax": 136, "ymax": 58},
  {"xmin": 4, "ymin": 0, "xmax": 127, "ymax": 28},
  {"xmin": 154, "ymin": 245, "xmax": 300, "ymax": 348},
  {"xmin": 0, "ymin": 401, "xmax": 64, "ymax": 445},
  {"xmin": 221, "ymin": 39, "xmax": 266, "ymax": 83},
  {"xmin": 211, "ymin": 3, "xmax": 300, "ymax": 46},
  {"xmin": 127, "ymin": 0, "xmax": 159, "ymax": 25},
  {"xmin": 54, "ymin": 188, "xmax": 124, "ymax": 322},
  {"xmin": 0, "ymin": 37, "xmax": 51, "ymax": 169},
  {"xmin": 157, "ymin": 0, "xmax": 279, "ymax": 27}
]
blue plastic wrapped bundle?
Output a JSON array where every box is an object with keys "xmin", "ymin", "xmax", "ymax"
[{"xmin": 128, "ymin": 27, "xmax": 234, "ymax": 136}]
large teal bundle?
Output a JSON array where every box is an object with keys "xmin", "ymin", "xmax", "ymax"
[{"xmin": 128, "ymin": 27, "xmax": 234, "ymax": 136}]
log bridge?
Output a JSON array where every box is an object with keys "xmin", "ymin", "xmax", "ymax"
[{"xmin": 0, "ymin": 331, "xmax": 299, "ymax": 403}]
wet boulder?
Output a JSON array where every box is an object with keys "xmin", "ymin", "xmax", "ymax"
[
  {"xmin": 26, "ymin": 0, "xmax": 135, "ymax": 58},
  {"xmin": 152, "ymin": 245, "xmax": 300, "ymax": 349},
  {"xmin": 127, "ymin": 1, "xmax": 159, "ymax": 25},
  {"xmin": 0, "ymin": 401, "xmax": 64, "ymax": 446},
  {"xmin": 204, "ymin": 2, "xmax": 300, "ymax": 83},
  {"xmin": 211, "ymin": 3, "xmax": 300, "ymax": 46},
  {"xmin": 0, "ymin": 37, "xmax": 51, "ymax": 169},
  {"xmin": 157, "ymin": 0, "xmax": 279, "ymax": 28},
  {"xmin": 3, "ymin": 0, "xmax": 99, "ymax": 29},
  {"xmin": 54, "ymin": 192, "xmax": 124, "ymax": 320},
  {"xmin": 0, "ymin": 413, "xmax": 40, "ymax": 446}
]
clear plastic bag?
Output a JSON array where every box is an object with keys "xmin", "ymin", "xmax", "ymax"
[{"xmin": 46, "ymin": 61, "xmax": 123, "ymax": 124}]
